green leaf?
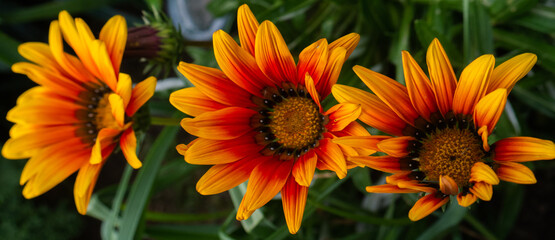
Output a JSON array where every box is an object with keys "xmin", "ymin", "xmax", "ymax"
[
  {"xmin": 495, "ymin": 183, "xmax": 524, "ymax": 240},
  {"xmin": 416, "ymin": 198, "xmax": 467, "ymax": 240},
  {"xmin": 0, "ymin": 0, "xmax": 114, "ymax": 24},
  {"xmin": 512, "ymin": 86, "xmax": 555, "ymax": 118},
  {"xmin": 493, "ymin": 29, "xmax": 555, "ymax": 74},
  {"xmin": 118, "ymin": 125, "xmax": 179, "ymax": 240},
  {"xmin": 513, "ymin": 7, "xmax": 555, "ymax": 34},
  {"xmin": 144, "ymin": 224, "xmax": 220, "ymax": 240},
  {"xmin": 0, "ymin": 31, "xmax": 23, "ymax": 71}
]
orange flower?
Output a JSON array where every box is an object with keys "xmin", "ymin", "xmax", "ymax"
[
  {"xmin": 170, "ymin": 4, "xmax": 368, "ymax": 234},
  {"xmin": 2, "ymin": 11, "xmax": 156, "ymax": 214},
  {"xmin": 333, "ymin": 38, "xmax": 555, "ymax": 221}
]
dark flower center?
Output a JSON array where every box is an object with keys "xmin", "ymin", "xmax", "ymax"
[
  {"xmin": 75, "ymin": 83, "xmax": 116, "ymax": 145},
  {"xmin": 251, "ymin": 83, "xmax": 326, "ymax": 160}
]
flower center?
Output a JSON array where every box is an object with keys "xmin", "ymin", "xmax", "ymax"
[
  {"xmin": 416, "ymin": 126, "xmax": 485, "ymax": 187},
  {"xmin": 270, "ymin": 97, "xmax": 321, "ymax": 149},
  {"xmin": 75, "ymin": 84, "xmax": 119, "ymax": 145},
  {"xmin": 251, "ymin": 83, "xmax": 325, "ymax": 160}
]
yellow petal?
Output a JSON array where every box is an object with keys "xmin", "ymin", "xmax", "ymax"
[
  {"xmin": 469, "ymin": 182, "xmax": 493, "ymax": 201},
  {"xmin": 469, "ymin": 162, "xmax": 499, "ymax": 185},
  {"xmin": 473, "ymin": 88, "xmax": 507, "ymax": 133},
  {"xmin": 315, "ymin": 139, "xmax": 347, "ymax": 179},
  {"xmin": 377, "ymin": 136, "xmax": 414, "ymax": 158},
  {"xmin": 408, "ymin": 193, "xmax": 449, "ymax": 221},
  {"xmin": 297, "ymin": 39, "xmax": 329, "ymax": 87},
  {"xmin": 439, "ymin": 175, "xmax": 459, "ymax": 195},
  {"xmin": 108, "ymin": 93, "xmax": 125, "ymax": 128},
  {"xmin": 495, "ymin": 162, "xmax": 537, "ymax": 184},
  {"xmin": 325, "ymin": 103, "xmax": 362, "ymax": 132},
  {"xmin": 180, "ymin": 107, "xmax": 255, "ymax": 140},
  {"xmin": 304, "ymin": 73, "xmax": 322, "ymax": 111},
  {"xmin": 255, "ymin": 21, "xmax": 297, "ymax": 85},
  {"xmin": 169, "ymin": 87, "xmax": 227, "ymax": 117},
  {"xmin": 196, "ymin": 156, "xmax": 261, "ymax": 195},
  {"xmin": 116, "ymin": 73, "xmax": 132, "ymax": 108},
  {"xmin": 332, "ymin": 135, "xmax": 390, "ymax": 151},
  {"xmin": 237, "ymin": 4, "xmax": 259, "ymax": 56},
  {"xmin": 457, "ymin": 192, "xmax": 477, "ymax": 207},
  {"xmin": 292, "ymin": 150, "xmax": 317, "ymax": 187},
  {"xmin": 488, "ymin": 53, "xmax": 537, "ymax": 94},
  {"xmin": 316, "ymin": 47, "xmax": 346, "ymax": 98},
  {"xmin": 126, "ymin": 76, "xmax": 156, "ymax": 116},
  {"xmin": 493, "ymin": 137, "xmax": 555, "ymax": 162},
  {"xmin": 99, "ymin": 15, "xmax": 127, "ymax": 74},
  {"xmin": 120, "ymin": 128, "xmax": 142, "ymax": 169},
  {"xmin": 452, "ymin": 55, "xmax": 494, "ymax": 115},
  {"xmin": 328, "ymin": 33, "xmax": 360, "ymax": 60}
]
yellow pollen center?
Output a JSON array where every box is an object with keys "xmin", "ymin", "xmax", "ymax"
[
  {"xmin": 94, "ymin": 93, "xmax": 121, "ymax": 130},
  {"xmin": 418, "ymin": 128, "xmax": 485, "ymax": 187},
  {"xmin": 269, "ymin": 97, "xmax": 321, "ymax": 149}
]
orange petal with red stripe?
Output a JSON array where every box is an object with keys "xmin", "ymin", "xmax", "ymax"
[
  {"xmin": 297, "ymin": 39, "xmax": 328, "ymax": 86},
  {"xmin": 469, "ymin": 182, "xmax": 492, "ymax": 201},
  {"xmin": 493, "ymin": 137, "xmax": 555, "ymax": 162},
  {"xmin": 185, "ymin": 134, "xmax": 262, "ymax": 165},
  {"xmin": 282, "ymin": 176, "xmax": 308, "ymax": 234},
  {"xmin": 377, "ymin": 136, "xmax": 414, "ymax": 158},
  {"xmin": 304, "ymin": 73, "xmax": 322, "ymax": 111},
  {"xmin": 332, "ymin": 135, "xmax": 390, "ymax": 151},
  {"xmin": 348, "ymin": 156, "xmax": 402, "ymax": 173},
  {"xmin": 402, "ymin": 50, "xmax": 437, "ymax": 121},
  {"xmin": 328, "ymin": 33, "xmax": 360, "ymax": 61},
  {"xmin": 332, "ymin": 84, "xmax": 406, "ymax": 136},
  {"xmin": 213, "ymin": 30, "xmax": 274, "ymax": 96},
  {"xmin": 317, "ymin": 47, "xmax": 346, "ymax": 98},
  {"xmin": 120, "ymin": 128, "xmax": 142, "ymax": 169},
  {"xmin": 236, "ymin": 159, "xmax": 293, "ymax": 219},
  {"xmin": 177, "ymin": 62, "xmax": 253, "ymax": 107},
  {"xmin": 74, "ymin": 161, "xmax": 106, "ymax": 215},
  {"xmin": 170, "ymin": 87, "xmax": 227, "ymax": 117},
  {"xmin": 487, "ymin": 53, "xmax": 537, "ymax": 94},
  {"xmin": 366, "ymin": 184, "xmax": 420, "ymax": 193},
  {"xmin": 196, "ymin": 156, "xmax": 262, "ymax": 195},
  {"xmin": 354, "ymin": 65, "xmax": 419, "ymax": 126},
  {"xmin": 99, "ymin": 15, "xmax": 126, "ymax": 75},
  {"xmin": 452, "ymin": 55, "xmax": 494, "ymax": 115},
  {"xmin": 325, "ymin": 103, "xmax": 361, "ymax": 132},
  {"xmin": 315, "ymin": 139, "xmax": 347, "ymax": 179},
  {"xmin": 180, "ymin": 107, "xmax": 255, "ymax": 140},
  {"xmin": 237, "ymin": 4, "xmax": 259, "ymax": 55},
  {"xmin": 426, "ymin": 38, "xmax": 457, "ymax": 116},
  {"xmin": 495, "ymin": 162, "xmax": 537, "ymax": 184},
  {"xmin": 408, "ymin": 193, "xmax": 449, "ymax": 221},
  {"xmin": 469, "ymin": 162, "xmax": 499, "ymax": 185},
  {"xmin": 292, "ymin": 150, "xmax": 317, "ymax": 187},
  {"xmin": 255, "ymin": 21, "xmax": 297, "ymax": 84}
]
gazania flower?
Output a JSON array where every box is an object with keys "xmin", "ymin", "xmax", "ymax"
[
  {"xmin": 170, "ymin": 4, "xmax": 368, "ymax": 234},
  {"xmin": 2, "ymin": 11, "xmax": 156, "ymax": 214},
  {"xmin": 332, "ymin": 38, "xmax": 555, "ymax": 221}
]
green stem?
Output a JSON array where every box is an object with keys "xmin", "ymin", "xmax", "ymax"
[
  {"xmin": 150, "ymin": 116, "xmax": 181, "ymax": 126},
  {"xmin": 464, "ymin": 214, "xmax": 498, "ymax": 240},
  {"xmin": 145, "ymin": 210, "xmax": 231, "ymax": 223}
]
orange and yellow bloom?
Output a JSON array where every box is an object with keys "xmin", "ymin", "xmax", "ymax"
[
  {"xmin": 2, "ymin": 11, "xmax": 156, "ymax": 214},
  {"xmin": 170, "ymin": 4, "xmax": 369, "ymax": 234},
  {"xmin": 333, "ymin": 38, "xmax": 555, "ymax": 221}
]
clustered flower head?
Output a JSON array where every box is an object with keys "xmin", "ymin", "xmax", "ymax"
[{"xmin": 3, "ymin": 4, "xmax": 554, "ymax": 236}]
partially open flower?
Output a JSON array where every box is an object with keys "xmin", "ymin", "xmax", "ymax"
[
  {"xmin": 333, "ymin": 38, "xmax": 555, "ymax": 221},
  {"xmin": 2, "ymin": 11, "xmax": 156, "ymax": 214}
]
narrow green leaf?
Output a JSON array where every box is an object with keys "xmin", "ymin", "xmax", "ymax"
[
  {"xmin": 513, "ymin": 7, "xmax": 555, "ymax": 34},
  {"xmin": 495, "ymin": 183, "xmax": 524, "ymax": 240},
  {"xmin": 119, "ymin": 125, "xmax": 179, "ymax": 240},
  {"xmin": 464, "ymin": 214, "xmax": 498, "ymax": 240},
  {"xmin": 144, "ymin": 224, "xmax": 220, "ymax": 240},
  {"xmin": 228, "ymin": 182, "xmax": 264, "ymax": 233},
  {"xmin": 0, "ymin": 0, "xmax": 114, "ymax": 24},
  {"xmin": 512, "ymin": 86, "xmax": 555, "ymax": 118},
  {"xmin": 0, "ymin": 31, "xmax": 23, "ymax": 71},
  {"xmin": 145, "ymin": 210, "xmax": 230, "ymax": 223}
]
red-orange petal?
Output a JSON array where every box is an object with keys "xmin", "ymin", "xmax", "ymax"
[
  {"xmin": 473, "ymin": 88, "xmax": 507, "ymax": 133},
  {"xmin": 74, "ymin": 160, "xmax": 106, "ymax": 215},
  {"xmin": 397, "ymin": 181, "xmax": 437, "ymax": 193},
  {"xmin": 177, "ymin": 62, "xmax": 254, "ymax": 108},
  {"xmin": 196, "ymin": 155, "xmax": 263, "ymax": 195},
  {"xmin": 328, "ymin": 33, "xmax": 360, "ymax": 61},
  {"xmin": 304, "ymin": 73, "xmax": 322, "ymax": 111},
  {"xmin": 282, "ymin": 176, "xmax": 308, "ymax": 234},
  {"xmin": 297, "ymin": 39, "xmax": 328, "ymax": 86},
  {"xmin": 126, "ymin": 76, "xmax": 156, "ymax": 116},
  {"xmin": 180, "ymin": 107, "xmax": 255, "ymax": 140},
  {"xmin": 255, "ymin": 21, "xmax": 297, "ymax": 85},
  {"xmin": 292, "ymin": 150, "xmax": 317, "ymax": 187},
  {"xmin": 213, "ymin": 30, "xmax": 274, "ymax": 97},
  {"xmin": 469, "ymin": 162, "xmax": 499, "ymax": 185},
  {"xmin": 493, "ymin": 137, "xmax": 555, "ymax": 162},
  {"xmin": 487, "ymin": 53, "xmax": 537, "ymax": 94},
  {"xmin": 402, "ymin": 50, "xmax": 437, "ymax": 121},
  {"xmin": 332, "ymin": 135, "xmax": 390, "ymax": 152},
  {"xmin": 325, "ymin": 103, "xmax": 362, "ymax": 132},
  {"xmin": 236, "ymin": 158, "xmax": 293, "ymax": 220},
  {"xmin": 354, "ymin": 65, "xmax": 419, "ymax": 126},
  {"xmin": 237, "ymin": 4, "xmax": 259, "ymax": 56},
  {"xmin": 315, "ymin": 139, "xmax": 347, "ymax": 179},
  {"xmin": 469, "ymin": 182, "xmax": 493, "ymax": 201},
  {"xmin": 377, "ymin": 136, "xmax": 414, "ymax": 158},
  {"xmin": 332, "ymin": 84, "xmax": 406, "ymax": 136},
  {"xmin": 452, "ymin": 55, "xmax": 495, "ymax": 116},
  {"xmin": 426, "ymin": 38, "xmax": 457, "ymax": 116},
  {"xmin": 184, "ymin": 134, "xmax": 262, "ymax": 165},
  {"xmin": 457, "ymin": 192, "xmax": 477, "ymax": 207},
  {"xmin": 317, "ymin": 47, "xmax": 346, "ymax": 98},
  {"xmin": 169, "ymin": 87, "xmax": 227, "ymax": 117},
  {"xmin": 408, "ymin": 193, "xmax": 449, "ymax": 221},
  {"xmin": 495, "ymin": 162, "xmax": 537, "ymax": 184},
  {"xmin": 348, "ymin": 156, "xmax": 402, "ymax": 173},
  {"xmin": 366, "ymin": 184, "xmax": 420, "ymax": 193}
]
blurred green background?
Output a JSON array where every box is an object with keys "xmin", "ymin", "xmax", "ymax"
[{"xmin": 1, "ymin": 0, "xmax": 554, "ymax": 239}]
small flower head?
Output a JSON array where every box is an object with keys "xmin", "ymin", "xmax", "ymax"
[{"xmin": 333, "ymin": 38, "xmax": 555, "ymax": 221}]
